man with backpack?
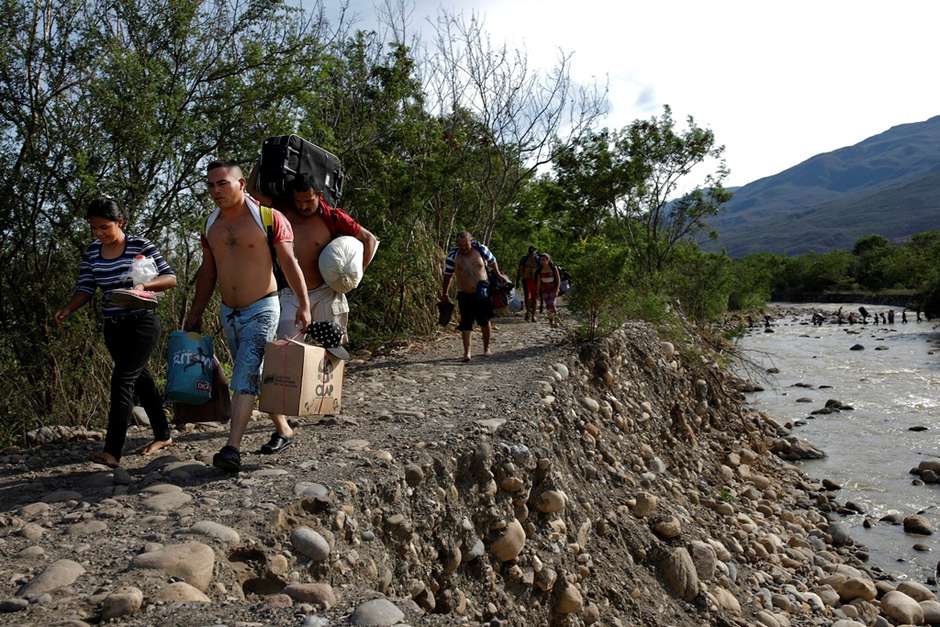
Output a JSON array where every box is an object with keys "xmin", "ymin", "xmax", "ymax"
[
  {"xmin": 184, "ymin": 160, "xmax": 311, "ymax": 473},
  {"xmin": 256, "ymin": 173, "xmax": 378, "ymax": 454}
]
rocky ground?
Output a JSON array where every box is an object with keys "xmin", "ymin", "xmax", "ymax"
[{"xmin": 2, "ymin": 310, "xmax": 939, "ymax": 626}]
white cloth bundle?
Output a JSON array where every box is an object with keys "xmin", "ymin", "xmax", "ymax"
[{"xmin": 318, "ymin": 236, "xmax": 363, "ymax": 294}]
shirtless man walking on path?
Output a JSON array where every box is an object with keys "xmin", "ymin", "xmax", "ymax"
[
  {"xmin": 441, "ymin": 231, "xmax": 507, "ymax": 362},
  {"xmin": 184, "ymin": 160, "xmax": 311, "ymax": 472},
  {"xmin": 259, "ymin": 174, "xmax": 379, "ymax": 454}
]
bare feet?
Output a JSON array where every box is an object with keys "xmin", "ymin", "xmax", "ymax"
[
  {"xmin": 89, "ymin": 451, "xmax": 120, "ymax": 468},
  {"xmin": 482, "ymin": 350, "xmax": 492, "ymax": 357},
  {"xmin": 139, "ymin": 439, "xmax": 174, "ymax": 456}
]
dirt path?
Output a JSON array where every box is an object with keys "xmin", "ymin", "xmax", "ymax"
[{"xmin": 0, "ymin": 312, "xmax": 570, "ymax": 626}]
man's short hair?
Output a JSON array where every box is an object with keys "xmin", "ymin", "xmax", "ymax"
[
  {"xmin": 292, "ymin": 173, "xmax": 322, "ymax": 194},
  {"xmin": 457, "ymin": 231, "xmax": 472, "ymax": 241},
  {"xmin": 206, "ymin": 159, "xmax": 243, "ymax": 176}
]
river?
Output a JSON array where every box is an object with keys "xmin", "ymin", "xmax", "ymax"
[{"xmin": 739, "ymin": 303, "xmax": 940, "ymax": 584}]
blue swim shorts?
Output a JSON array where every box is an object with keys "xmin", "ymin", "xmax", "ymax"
[{"xmin": 220, "ymin": 295, "xmax": 280, "ymax": 395}]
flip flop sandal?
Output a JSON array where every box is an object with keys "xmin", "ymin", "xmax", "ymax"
[{"xmin": 259, "ymin": 432, "xmax": 294, "ymax": 454}]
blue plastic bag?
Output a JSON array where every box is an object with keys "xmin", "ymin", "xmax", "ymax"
[{"xmin": 166, "ymin": 331, "xmax": 214, "ymax": 405}]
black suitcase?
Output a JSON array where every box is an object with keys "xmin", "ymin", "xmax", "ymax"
[{"xmin": 258, "ymin": 135, "xmax": 344, "ymax": 206}]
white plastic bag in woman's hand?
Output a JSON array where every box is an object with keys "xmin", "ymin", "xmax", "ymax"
[
  {"xmin": 318, "ymin": 236, "xmax": 364, "ymax": 294},
  {"xmin": 126, "ymin": 255, "xmax": 158, "ymax": 286}
]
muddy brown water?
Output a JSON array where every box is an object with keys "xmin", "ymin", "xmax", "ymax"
[{"xmin": 740, "ymin": 303, "xmax": 940, "ymax": 584}]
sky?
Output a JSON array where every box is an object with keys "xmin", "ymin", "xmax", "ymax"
[{"xmin": 336, "ymin": 0, "xmax": 940, "ymax": 187}]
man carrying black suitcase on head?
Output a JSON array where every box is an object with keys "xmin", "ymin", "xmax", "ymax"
[{"xmin": 248, "ymin": 170, "xmax": 379, "ymax": 454}]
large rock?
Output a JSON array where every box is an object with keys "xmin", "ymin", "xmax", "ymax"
[
  {"xmin": 903, "ymin": 515, "xmax": 934, "ymax": 535},
  {"xmin": 131, "ymin": 542, "xmax": 214, "ymax": 591},
  {"xmin": 652, "ymin": 517, "xmax": 681, "ymax": 540},
  {"xmin": 689, "ymin": 541, "xmax": 717, "ymax": 581},
  {"xmin": 881, "ymin": 590, "xmax": 925, "ymax": 625},
  {"xmin": 712, "ymin": 587, "xmax": 741, "ymax": 614},
  {"xmin": 184, "ymin": 521, "xmax": 240, "ymax": 544},
  {"xmin": 490, "ymin": 519, "xmax": 526, "ymax": 562},
  {"xmin": 141, "ymin": 490, "xmax": 193, "ymax": 512},
  {"xmin": 898, "ymin": 580, "xmax": 936, "ymax": 602},
  {"xmin": 658, "ymin": 547, "xmax": 699, "ymax": 601},
  {"xmin": 101, "ymin": 587, "xmax": 143, "ymax": 620},
  {"xmin": 351, "ymin": 598, "xmax": 405, "ymax": 626},
  {"xmin": 155, "ymin": 582, "xmax": 211, "ymax": 603},
  {"xmin": 632, "ymin": 492, "xmax": 658, "ymax": 517},
  {"xmin": 291, "ymin": 527, "xmax": 331, "ymax": 561},
  {"xmin": 770, "ymin": 436, "xmax": 825, "ymax": 461},
  {"xmin": 555, "ymin": 582, "xmax": 584, "ymax": 614},
  {"xmin": 18, "ymin": 559, "xmax": 85, "ymax": 599},
  {"xmin": 837, "ymin": 577, "xmax": 877, "ymax": 602},
  {"xmin": 536, "ymin": 490, "xmax": 567, "ymax": 514},
  {"xmin": 284, "ymin": 583, "xmax": 336, "ymax": 608},
  {"xmin": 921, "ymin": 600, "xmax": 940, "ymax": 625}
]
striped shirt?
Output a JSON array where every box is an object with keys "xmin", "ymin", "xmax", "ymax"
[
  {"xmin": 74, "ymin": 235, "xmax": 175, "ymax": 317},
  {"xmin": 443, "ymin": 241, "xmax": 497, "ymax": 276}
]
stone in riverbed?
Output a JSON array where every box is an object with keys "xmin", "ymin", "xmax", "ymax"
[
  {"xmin": 155, "ymin": 581, "xmax": 210, "ymax": 603},
  {"xmin": 658, "ymin": 547, "xmax": 698, "ymax": 601},
  {"xmin": 18, "ymin": 559, "xmax": 85, "ymax": 599},
  {"xmin": 291, "ymin": 527, "xmax": 331, "ymax": 561},
  {"xmin": 555, "ymin": 581, "xmax": 583, "ymax": 614},
  {"xmin": 921, "ymin": 600, "xmax": 940, "ymax": 625},
  {"xmin": 903, "ymin": 515, "xmax": 933, "ymax": 535},
  {"xmin": 350, "ymin": 598, "xmax": 404, "ymax": 625},
  {"xmin": 537, "ymin": 490, "xmax": 567, "ymax": 513},
  {"xmin": 881, "ymin": 589, "xmax": 924, "ymax": 624},
  {"xmin": 829, "ymin": 522, "xmax": 854, "ymax": 547},
  {"xmin": 711, "ymin": 586, "xmax": 741, "ymax": 614},
  {"xmin": 131, "ymin": 542, "xmax": 214, "ymax": 590},
  {"xmin": 652, "ymin": 517, "xmax": 681, "ymax": 540},
  {"xmin": 689, "ymin": 541, "xmax": 717, "ymax": 581},
  {"xmin": 141, "ymin": 490, "xmax": 192, "ymax": 512},
  {"xmin": 182, "ymin": 521, "xmax": 240, "ymax": 544},
  {"xmin": 850, "ymin": 344, "xmax": 865, "ymax": 351},
  {"xmin": 632, "ymin": 492, "xmax": 657, "ymax": 517},
  {"xmin": 836, "ymin": 577, "xmax": 876, "ymax": 602},
  {"xmin": 896, "ymin": 580, "xmax": 936, "ymax": 602},
  {"xmin": 490, "ymin": 519, "xmax": 526, "ymax": 562},
  {"xmin": 283, "ymin": 583, "xmax": 336, "ymax": 608},
  {"xmin": 770, "ymin": 436, "xmax": 825, "ymax": 461},
  {"xmin": 101, "ymin": 586, "xmax": 143, "ymax": 620}
]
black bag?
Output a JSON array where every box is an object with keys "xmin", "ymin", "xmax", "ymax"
[{"xmin": 258, "ymin": 134, "xmax": 344, "ymax": 206}]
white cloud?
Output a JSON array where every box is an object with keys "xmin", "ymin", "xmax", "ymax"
[{"xmin": 331, "ymin": 0, "xmax": 940, "ymax": 186}]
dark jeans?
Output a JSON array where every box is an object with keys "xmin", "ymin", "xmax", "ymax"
[{"xmin": 102, "ymin": 312, "xmax": 170, "ymax": 459}]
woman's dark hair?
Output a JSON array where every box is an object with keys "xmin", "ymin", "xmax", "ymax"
[{"xmin": 86, "ymin": 197, "xmax": 125, "ymax": 222}]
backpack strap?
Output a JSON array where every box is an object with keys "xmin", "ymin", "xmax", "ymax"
[{"xmin": 259, "ymin": 205, "xmax": 287, "ymax": 290}]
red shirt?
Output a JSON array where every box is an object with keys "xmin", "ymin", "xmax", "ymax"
[{"xmin": 319, "ymin": 199, "xmax": 361, "ymax": 238}]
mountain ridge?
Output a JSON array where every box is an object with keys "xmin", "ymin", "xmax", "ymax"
[{"xmin": 710, "ymin": 115, "xmax": 940, "ymax": 256}]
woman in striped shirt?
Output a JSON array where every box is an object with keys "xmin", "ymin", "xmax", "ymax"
[{"xmin": 54, "ymin": 198, "xmax": 177, "ymax": 467}]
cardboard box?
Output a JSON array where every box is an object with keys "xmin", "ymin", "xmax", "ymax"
[{"xmin": 260, "ymin": 339, "xmax": 344, "ymax": 416}]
